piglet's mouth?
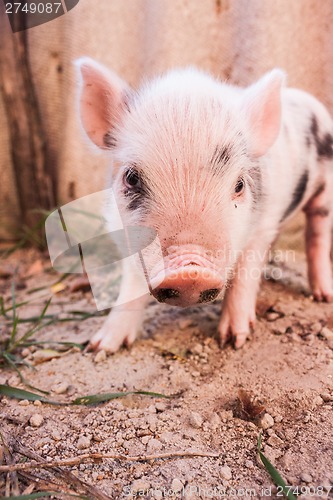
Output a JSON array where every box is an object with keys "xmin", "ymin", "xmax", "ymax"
[{"xmin": 149, "ymin": 265, "xmax": 223, "ymax": 307}]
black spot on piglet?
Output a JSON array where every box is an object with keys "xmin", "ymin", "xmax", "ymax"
[
  {"xmin": 310, "ymin": 115, "xmax": 333, "ymax": 160},
  {"xmin": 103, "ymin": 131, "xmax": 117, "ymax": 148},
  {"xmin": 280, "ymin": 170, "xmax": 309, "ymax": 222}
]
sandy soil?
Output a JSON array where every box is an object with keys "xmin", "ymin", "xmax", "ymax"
[{"xmin": 0, "ymin": 225, "xmax": 333, "ymax": 499}]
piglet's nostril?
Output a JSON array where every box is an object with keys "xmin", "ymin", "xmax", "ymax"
[
  {"xmin": 156, "ymin": 288, "xmax": 180, "ymax": 303},
  {"xmin": 198, "ymin": 288, "xmax": 220, "ymax": 303}
]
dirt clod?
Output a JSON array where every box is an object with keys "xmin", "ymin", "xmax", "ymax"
[{"xmin": 29, "ymin": 413, "xmax": 44, "ymax": 427}]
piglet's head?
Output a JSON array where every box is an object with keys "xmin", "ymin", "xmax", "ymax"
[{"xmin": 76, "ymin": 58, "xmax": 285, "ymax": 307}]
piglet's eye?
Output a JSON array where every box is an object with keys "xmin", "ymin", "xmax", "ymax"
[
  {"xmin": 235, "ymin": 177, "xmax": 245, "ymax": 195},
  {"xmin": 124, "ymin": 168, "xmax": 141, "ymax": 189}
]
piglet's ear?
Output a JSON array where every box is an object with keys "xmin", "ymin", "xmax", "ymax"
[
  {"xmin": 240, "ymin": 69, "xmax": 286, "ymax": 158},
  {"xmin": 75, "ymin": 57, "xmax": 132, "ymax": 149}
]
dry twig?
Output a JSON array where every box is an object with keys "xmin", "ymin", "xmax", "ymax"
[{"xmin": 0, "ymin": 449, "xmax": 220, "ymax": 473}]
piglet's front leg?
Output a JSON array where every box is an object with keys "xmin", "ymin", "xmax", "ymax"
[
  {"xmin": 219, "ymin": 236, "xmax": 274, "ymax": 349},
  {"xmin": 89, "ymin": 256, "xmax": 149, "ymax": 353}
]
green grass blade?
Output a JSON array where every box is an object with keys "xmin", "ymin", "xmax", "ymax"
[
  {"xmin": 0, "ymin": 492, "xmax": 59, "ymax": 500},
  {"xmin": 0, "ymin": 492, "xmax": 89, "ymax": 500},
  {"xmin": 258, "ymin": 433, "xmax": 297, "ymax": 500},
  {"xmin": 0, "ymin": 363, "xmax": 49, "ymax": 395},
  {"xmin": 0, "ymin": 384, "xmax": 60, "ymax": 404},
  {"xmin": 72, "ymin": 390, "xmax": 171, "ymax": 405},
  {"xmin": 9, "ymin": 299, "xmax": 52, "ymax": 351},
  {"xmin": 0, "ymin": 385, "xmax": 170, "ymax": 406}
]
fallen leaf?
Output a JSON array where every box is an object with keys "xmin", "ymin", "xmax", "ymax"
[
  {"xmin": 238, "ymin": 389, "xmax": 265, "ymax": 420},
  {"xmin": 51, "ymin": 282, "xmax": 67, "ymax": 294}
]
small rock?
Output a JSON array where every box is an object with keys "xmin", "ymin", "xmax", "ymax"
[
  {"xmin": 52, "ymin": 382, "xmax": 69, "ymax": 394},
  {"xmin": 320, "ymin": 327, "xmax": 333, "ymax": 340},
  {"xmin": 34, "ymin": 400, "xmax": 42, "ymax": 407},
  {"xmin": 267, "ymin": 434, "xmax": 284, "ymax": 448},
  {"xmin": 131, "ymin": 479, "xmax": 151, "ymax": 494},
  {"xmin": 274, "ymin": 415, "xmax": 283, "ymax": 423},
  {"xmin": 94, "ymin": 350, "xmax": 107, "ymax": 363},
  {"xmin": 171, "ymin": 478, "xmax": 184, "ymax": 492},
  {"xmin": 67, "ymin": 385, "xmax": 76, "ymax": 396},
  {"xmin": 245, "ymin": 460, "xmax": 254, "ymax": 469},
  {"xmin": 266, "ymin": 311, "xmax": 281, "ymax": 322},
  {"xmin": 321, "ymin": 392, "xmax": 333, "ymax": 402},
  {"xmin": 77, "ymin": 435, "xmax": 91, "ymax": 450},
  {"xmin": 141, "ymin": 436, "xmax": 150, "ymax": 445},
  {"xmin": 156, "ymin": 402, "xmax": 167, "ymax": 412},
  {"xmin": 300, "ymin": 472, "xmax": 312, "ymax": 483},
  {"xmin": 189, "ymin": 411, "xmax": 203, "ymax": 428},
  {"xmin": 51, "ymin": 429, "xmax": 61, "ymax": 441},
  {"xmin": 19, "ymin": 400, "xmax": 30, "ymax": 406},
  {"xmin": 312, "ymin": 395, "xmax": 324, "ymax": 407},
  {"xmin": 192, "ymin": 343, "xmax": 203, "ymax": 355},
  {"xmin": 280, "ymin": 450, "xmax": 294, "ymax": 469},
  {"xmin": 30, "ymin": 414, "xmax": 44, "ymax": 427},
  {"xmin": 310, "ymin": 322, "xmax": 322, "ymax": 334},
  {"xmin": 220, "ymin": 465, "xmax": 232, "ymax": 481},
  {"xmin": 147, "ymin": 438, "xmax": 163, "ymax": 453},
  {"xmin": 210, "ymin": 413, "xmax": 221, "ymax": 430},
  {"xmin": 259, "ymin": 413, "xmax": 274, "ymax": 429}
]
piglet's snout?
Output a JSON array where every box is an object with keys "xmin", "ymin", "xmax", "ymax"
[{"xmin": 151, "ymin": 264, "xmax": 223, "ymax": 307}]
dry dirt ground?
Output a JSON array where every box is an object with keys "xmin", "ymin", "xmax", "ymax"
[{"xmin": 0, "ymin": 219, "xmax": 333, "ymax": 499}]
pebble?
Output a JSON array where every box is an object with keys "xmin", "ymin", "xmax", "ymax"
[
  {"xmin": 51, "ymin": 429, "xmax": 61, "ymax": 441},
  {"xmin": 77, "ymin": 435, "xmax": 91, "ymax": 449},
  {"xmin": 312, "ymin": 395, "xmax": 324, "ymax": 407},
  {"xmin": 131, "ymin": 479, "xmax": 151, "ymax": 494},
  {"xmin": 19, "ymin": 400, "xmax": 30, "ymax": 406},
  {"xmin": 29, "ymin": 414, "xmax": 44, "ymax": 427},
  {"xmin": 245, "ymin": 460, "xmax": 254, "ymax": 469},
  {"xmin": 300, "ymin": 472, "xmax": 312, "ymax": 483},
  {"xmin": 171, "ymin": 478, "xmax": 184, "ymax": 492},
  {"xmin": 220, "ymin": 465, "xmax": 232, "ymax": 481},
  {"xmin": 320, "ymin": 392, "xmax": 333, "ymax": 402},
  {"xmin": 267, "ymin": 434, "xmax": 284, "ymax": 448},
  {"xmin": 320, "ymin": 327, "xmax": 333, "ymax": 340},
  {"xmin": 210, "ymin": 413, "xmax": 221, "ymax": 430},
  {"xmin": 310, "ymin": 322, "xmax": 322, "ymax": 334},
  {"xmin": 147, "ymin": 438, "xmax": 163, "ymax": 453},
  {"xmin": 155, "ymin": 402, "xmax": 167, "ymax": 412},
  {"xmin": 259, "ymin": 413, "xmax": 274, "ymax": 429},
  {"xmin": 52, "ymin": 382, "xmax": 69, "ymax": 394},
  {"xmin": 189, "ymin": 411, "xmax": 203, "ymax": 428},
  {"xmin": 94, "ymin": 350, "xmax": 107, "ymax": 363},
  {"xmin": 266, "ymin": 311, "xmax": 281, "ymax": 322},
  {"xmin": 34, "ymin": 400, "xmax": 42, "ymax": 407},
  {"xmin": 192, "ymin": 343, "xmax": 203, "ymax": 355}
]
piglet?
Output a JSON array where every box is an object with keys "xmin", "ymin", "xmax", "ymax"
[{"xmin": 75, "ymin": 58, "xmax": 333, "ymax": 352}]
